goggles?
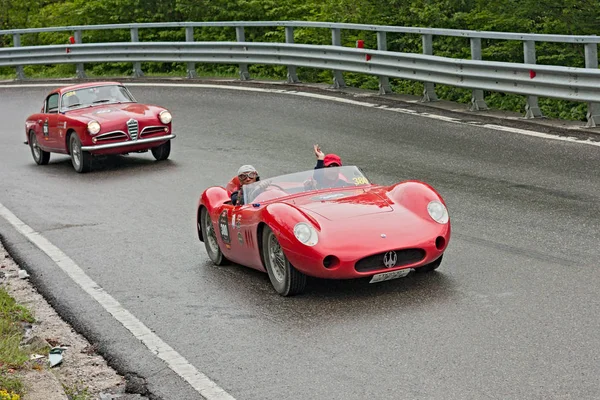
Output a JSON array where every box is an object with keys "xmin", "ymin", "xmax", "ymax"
[
  {"xmin": 238, "ymin": 171, "xmax": 258, "ymax": 180},
  {"xmin": 325, "ymin": 163, "xmax": 340, "ymax": 168}
]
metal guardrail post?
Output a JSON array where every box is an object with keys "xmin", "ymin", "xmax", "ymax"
[
  {"xmin": 523, "ymin": 40, "xmax": 542, "ymax": 118},
  {"xmin": 236, "ymin": 27, "xmax": 250, "ymax": 81},
  {"xmin": 12, "ymin": 34, "xmax": 25, "ymax": 80},
  {"xmin": 185, "ymin": 27, "xmax": 197, "ymax": 78},
  {"xmin": 469, "ymin": 37, "xmax": 488, "ymax": 111},
  {"xmin": 377, "ymin": 31, "xmax": 392, "ymax": 94},
  {"xmin": 331, "ymin": 28, "xmax": 346, "ymax": 88},
  {"xmin": 421, "ymin": 34, "xmax": 438, "ymax": 102},
  {"xmin": 285, "ymin": 27, "xmax": 299, "ymax": 83},
  {"xmin": 130, "ymin": 28, "xmax": 144, "ymax": 77},
  {"xmin": 584, "ymin": 43, "xmax": 600, "ymax": 127},
  {"xmin": 74, "ymin": 30, "xmax": 87, "ymax": 78}
]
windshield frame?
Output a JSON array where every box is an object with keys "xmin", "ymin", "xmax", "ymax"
[
  {"xmin": 60, "ymin": 84, "xmax": 136, "ymax": 111},
  {"xmin": 242, "ymin": 165, "xmax": 372, "ymax": 205}
]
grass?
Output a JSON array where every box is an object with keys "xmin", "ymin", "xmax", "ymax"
[
  {"xmin": 0, "ymin": 287, "xmax": 36, "ymax": 398},
  {"xmin": 63, "ymin": 382, "xmax": 91, "ymax": 400}
]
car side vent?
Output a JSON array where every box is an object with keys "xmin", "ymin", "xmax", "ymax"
[{"xmin": 127, "ymin": 119, "xmax": 139, "ymax": 141}]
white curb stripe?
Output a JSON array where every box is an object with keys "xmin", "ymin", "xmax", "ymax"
[
  {"xmin": 2, "ymin": 81, "xmax": 599, "ymax": 148},
  {"xmin": 0, "ymin": 202, "xmax": 235, "ymax": 400}
]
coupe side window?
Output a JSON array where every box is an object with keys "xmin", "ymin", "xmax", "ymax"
[{"xmin": 45, "ymin": 94, "xmax": 59, "ymax": 113}]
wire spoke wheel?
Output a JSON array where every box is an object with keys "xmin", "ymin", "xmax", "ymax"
[
  {"xmin": 262, "ymin": 226, "xmax": 306, "ymax": 296},
  {"xmin": 199, "ymin": 207, "xmax": 227, "ymax": 266}
]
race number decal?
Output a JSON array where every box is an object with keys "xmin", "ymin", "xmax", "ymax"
[
  {"xmin": 218, "ymin": 211, "xmax": 231, "ymax": 244},
  {"xmin": 43, "ymin": 120, "xmax": 49, "ymax": 137},
  {"xmin": 353, "ymin": 177, "xmax": 369, "ymax": 185}
]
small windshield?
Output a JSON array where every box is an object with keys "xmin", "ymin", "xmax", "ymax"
[
  {"xmin": 243, "ymin": 166, "xmax": 371, "ymax": 205},
  {"xmin": 61, "ymin": 84, "xmax": 135, "ymax": 110}
]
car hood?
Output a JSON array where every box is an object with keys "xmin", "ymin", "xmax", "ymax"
[
  {"xmin": 292, "ymin": 189, "xmax": 394, "ymax": 221},
  {"xmin": 66, "ymin": 103, "xmax": 160, "ymax": 123}
]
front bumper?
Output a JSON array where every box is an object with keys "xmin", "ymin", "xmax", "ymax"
[{"xmin": 81, "ymin": 134, "xmax": 176, "ymax": 151}]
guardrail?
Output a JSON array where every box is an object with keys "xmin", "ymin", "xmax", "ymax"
[{"xmin": 1, "ymin": 21, "xmax": 599, "ymax": 126}]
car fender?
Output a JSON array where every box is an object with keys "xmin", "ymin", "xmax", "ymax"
[
  {"xmin": 259, "ymin": 202, "xmax": 322, "ymax": 252},
  {"xmin": 386, "ymin": 180, "xmax": 449, "ymax": 223},
  {"xmin": 197, "ymin": 187, "xmax": 230, "ymax": 242}
]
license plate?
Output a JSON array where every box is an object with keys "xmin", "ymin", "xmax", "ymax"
[{"xmin": 369, "ymin": 268, "xmax": 411, "ymax": 284}]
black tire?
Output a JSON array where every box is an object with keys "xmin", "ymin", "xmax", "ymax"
[
  {"xmin": 415, "ymin": 254, "xmax": 443, "ymax": 273},
  {"xmin": 261, "ymin": 226, "xmax": 306, "ymax": 296},
  {"xmin": 199, "ymin": 207, "xmax": 228, "ymax": 266},
  {"xmin": 69, "ymin": 133, "xmax": 91, "ymax": 173},
  {"xmin": 151, "ymin": 140, "xmax": 171, "ymax": 161},
  {"xmin": 29, "ymin": 131, "xmax": 50, "ymax": 165}
]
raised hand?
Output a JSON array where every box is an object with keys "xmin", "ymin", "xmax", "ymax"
[{"xmin": 314, "ymin": 144, "xmax": 325, "ymax": 160}]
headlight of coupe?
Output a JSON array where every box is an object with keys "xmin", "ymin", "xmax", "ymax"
[
  {"xmin": 87, "ymin": 120, "xmax": 101, "ymax": 135},
  {"xmin": 427, "ymin": 200, "xmax": 449, "ymax": 224},
  {"xmin": 293, "ymin": 222, "xmax": 319, "ymax": 246},
  {"xmin": 159, "ymin": 110, "xmax": 172, "ymax": 124}
]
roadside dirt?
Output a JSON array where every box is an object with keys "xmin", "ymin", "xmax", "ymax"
[{"xmin": 0, "ymin": 242, "xmax": 134, "ymax": 399}]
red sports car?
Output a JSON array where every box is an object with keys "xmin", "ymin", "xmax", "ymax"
[
  {"xmin": 197, "ymin": 166, "xmax": 451, "ymax": 296},
  {"xmin": 24, "ymin": 81, "xmax": 175, "ymax": 173}
]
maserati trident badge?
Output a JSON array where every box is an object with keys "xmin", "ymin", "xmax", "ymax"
[{"xmin": 383, "ymin": 251, "xmax": 397, "ymax": 268}]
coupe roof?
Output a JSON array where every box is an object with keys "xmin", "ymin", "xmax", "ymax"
[{"xmin": 54, "ymin": 81, "xmax": 123, "ymax": 95}]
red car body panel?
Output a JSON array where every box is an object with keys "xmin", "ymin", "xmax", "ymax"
[
  {"xmin": 197, "ymin": 179, "xmax": 451, "ymax": 280},
  {"xmin": 24, "ymin": 81, "xmax": 174, "ymax": 155}
]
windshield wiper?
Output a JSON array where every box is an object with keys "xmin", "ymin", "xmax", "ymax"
[{"xmin": 92, "ymin": 99, "xmax": 112, "ymax": 104}]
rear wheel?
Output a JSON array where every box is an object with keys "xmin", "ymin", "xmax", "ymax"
[
  {"xmin": 151, "ymin": 140, "xmax": 171, "ymax": 161},
  {"xmin": 415, "ymin": 254, "xmax": 443, "ymax": 273},
  {"xmin": 199, "ymin": 207, "xmax": 227, "ymax": 265},
  {"xmin": 69, "ymin": 133, "xmax": 91, "ymax": 173},
  {"xmin": 262, "ymin": 226, "xmax": 306, "ymax": 296},
  {"xmin": 29, "ymin": 131, "xmax": 50, "ymax": 165}
]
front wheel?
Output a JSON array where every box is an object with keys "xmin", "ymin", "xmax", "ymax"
[
  {"xmin": 199, "ymin": 207, "xmax": 227, "ymax": 266},
  {"xmin": 262, "ymin": 226, "xmax": 306, "ymax": 296},
  {"xmin": 69, "ymin": 133, "xmax": 91, "ymax": 173},
  {"xmin": 29, "ymin": 131, "xmax": 50, "ymax": 165},
  {"xmin": 415, "ymin": 254, "xmax": 443, "ymax": 273},
  {"xmin": 151, "ymin": 140, "xmax": 171, "ymax": 161}
]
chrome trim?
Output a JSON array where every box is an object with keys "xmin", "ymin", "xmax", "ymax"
[
  {"xmin": 94, "ymin": 130, "xmax": 128, "ymax": 141},
  {"xmin": 127, "ymin": 118, "xmax": 139, "ymax": 141},
  {"xmin": 141, "ymin": 125, "xmax": 168, "ymax": 134},
  {"xmin": 81, "ymin": 134, "xmax": 176, "ymax": 151}
]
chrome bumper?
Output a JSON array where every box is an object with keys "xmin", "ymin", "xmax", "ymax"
[{"xmin": 81, "ymin": 135, "xmax": 176, "ymax": 151}]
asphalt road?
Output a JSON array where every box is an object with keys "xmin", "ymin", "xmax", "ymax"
[{"xmin": 1, "ymin": 83, "xmax": 599, "ymax": 400}]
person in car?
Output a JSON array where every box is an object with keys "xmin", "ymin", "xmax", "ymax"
[
  {"xmin": 308, "ymin": 144, "xmax": 347, "ymax": 189},
  {"xmin": 230, "ymin": 165, "xmax": 260, "ymax": 205}
]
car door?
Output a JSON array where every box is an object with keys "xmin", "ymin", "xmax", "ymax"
[
  {"xmin": 216, "ymin": 205, "xmax": 261, "ymax": 269},
  {"xmin": 39, "ymin": 93, "xmax": 60, "ymax": 149}
]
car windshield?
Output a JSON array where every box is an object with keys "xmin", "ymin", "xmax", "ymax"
[
  {"xmin": 242, "ymin": 165, "xmax": 371, "ymax": 205},
  {"xmin": 60, "ymin": 85, "xmax": 135, "ymax": 110}
]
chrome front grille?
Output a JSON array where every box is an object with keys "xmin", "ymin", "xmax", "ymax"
[
  {"xmin": 140, "ymin": 126, "xmax": 167, "ymax": 137},
  {"xmin": 127, "ymin": 119, "xmax": 139, "ymax": 141}
]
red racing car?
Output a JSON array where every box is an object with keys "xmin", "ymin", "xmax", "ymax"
[
  {"xmin": 197, "ymin": 166, "xmax": 451, "ymax": 296},
  {"xmin": 25, "ymin": 81, "xmax": 175, "ymax": 173}
]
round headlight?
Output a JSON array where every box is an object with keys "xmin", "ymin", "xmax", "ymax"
[
  {"xmin": 87, "ymin": 120, "xmax": 101, "ymax": 135},
  {"xmin": 159, "ymin": 110, "xmax": 172, "ymax": 124},
  {"xmin": 293, "ymin": 222, "xmax": 319, "ymax": 246},
  {"xmin": 427, "ymin": 201, "xmax": 449, "ymax": 224}
]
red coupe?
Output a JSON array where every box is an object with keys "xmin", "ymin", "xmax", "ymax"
[
  {"xmin": 25, "ymin": 81, "xmax": 175, "ymax": 173},
  {"xmin": 197, "ymin": 166, "xmax": 451, "ymax": 296}
]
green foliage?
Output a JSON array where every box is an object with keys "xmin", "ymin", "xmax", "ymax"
[{"xmin": 1, "ymin": 0, "xmax": 598, "ymax": 120}]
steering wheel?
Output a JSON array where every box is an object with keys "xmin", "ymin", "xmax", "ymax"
[
  {"xmin": 248, "ymin": 182, "xmax": 287, "ymax": 200},
  {"xmin": 263, "ymin": 183, "xmax": 286, "ymax": 192}
]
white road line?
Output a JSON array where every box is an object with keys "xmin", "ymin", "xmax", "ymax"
[
  {"xmin": 0, "ymin": 202, "xmax": 236, "ymax": 400},
  {"xmin": 1, "ymin": 81, "xmax": 599, "ymax": 147}
]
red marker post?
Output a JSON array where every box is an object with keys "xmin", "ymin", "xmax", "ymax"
[
  {"xmin": 356, "ymin": 40, "xmax": 371, "ymax": 61},
  {"xmin": 66, "ymin": 36, "xmax": 75, "ymax": 53}
]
